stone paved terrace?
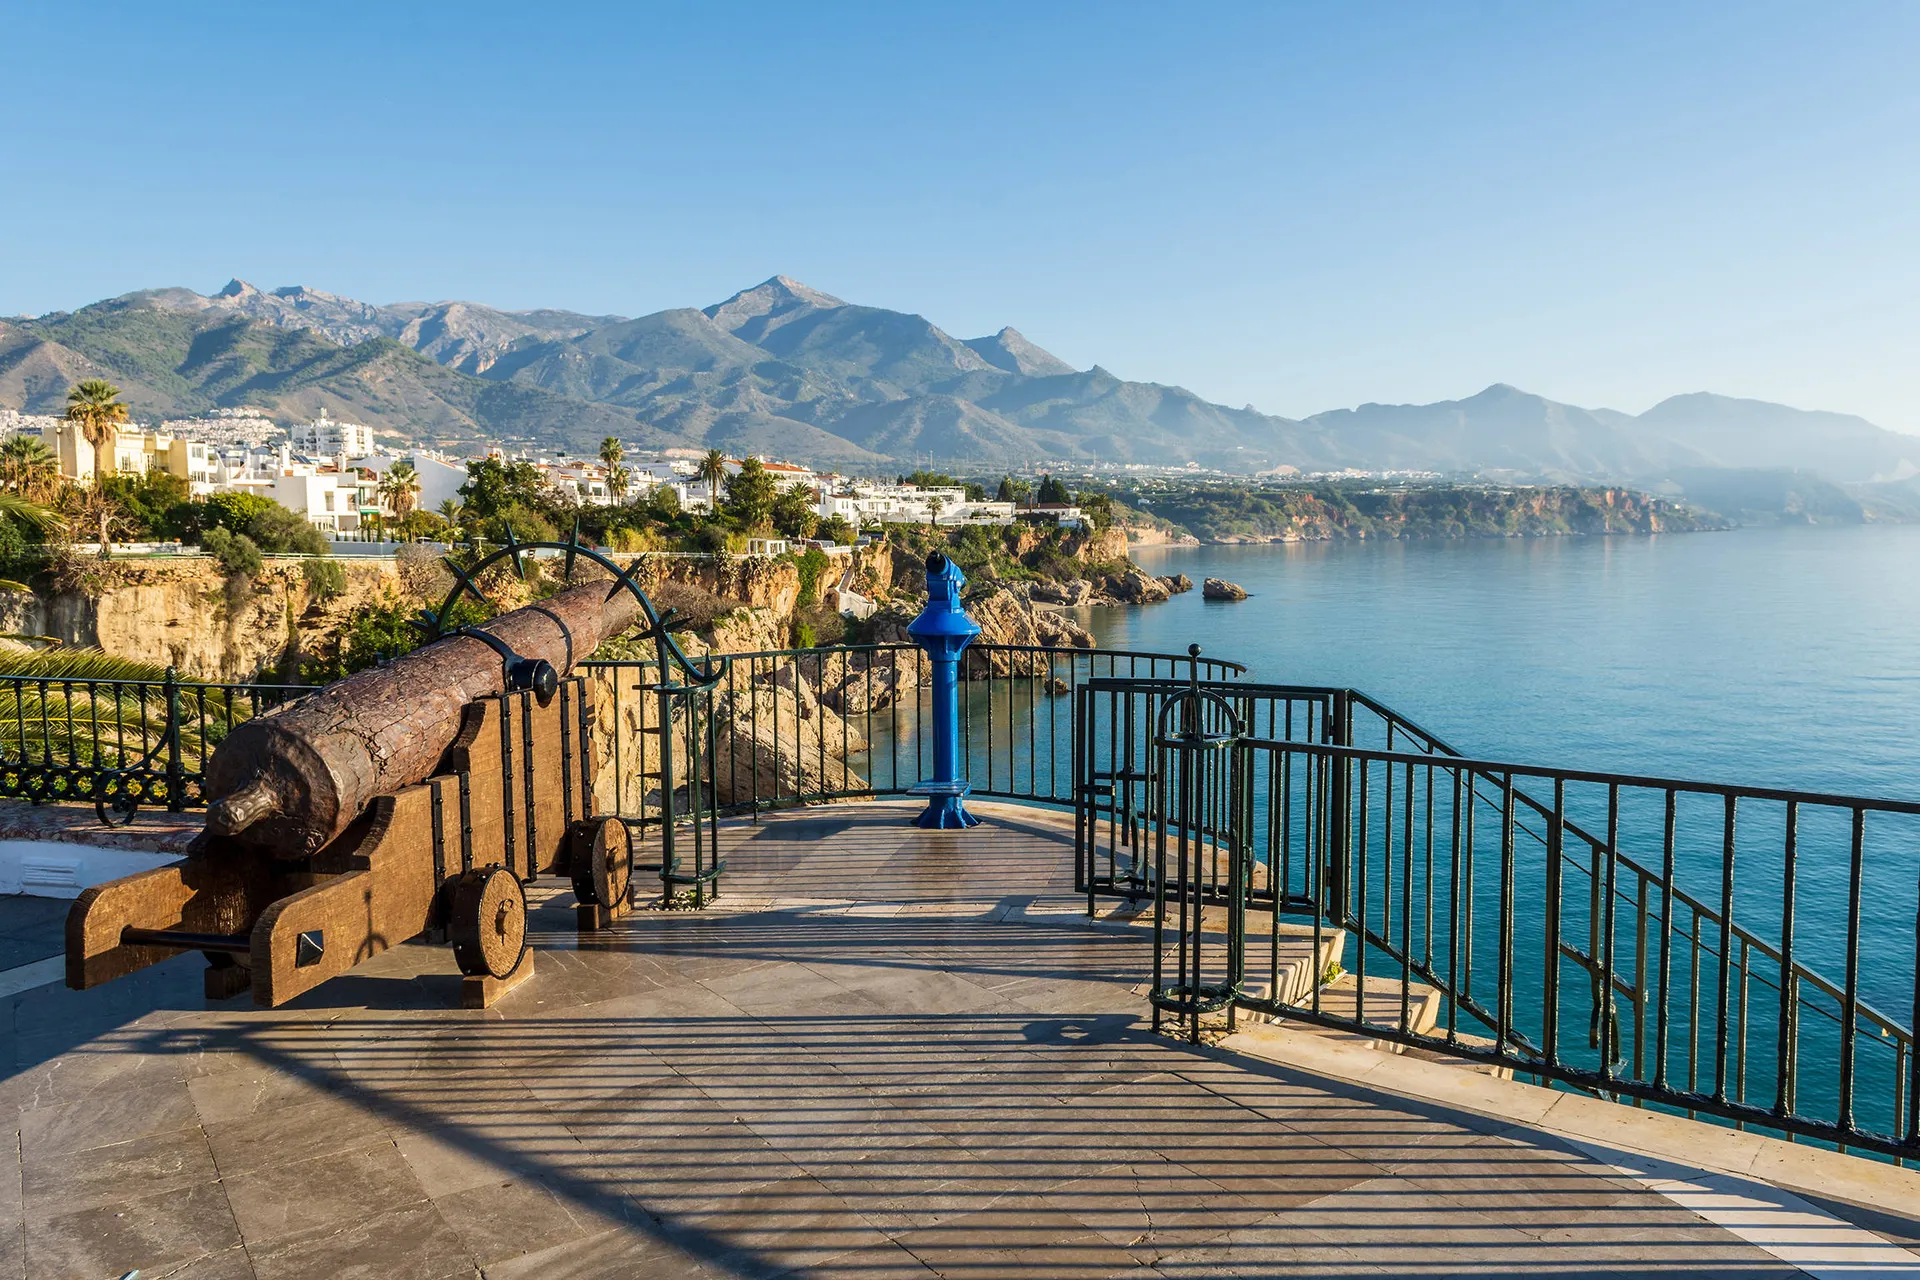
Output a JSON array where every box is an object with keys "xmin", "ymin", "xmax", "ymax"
[{"xmin": 2, "ymin": 800, "xmax": 1918, "ymax": 1278}]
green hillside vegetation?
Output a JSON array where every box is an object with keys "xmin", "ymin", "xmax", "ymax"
[{"xmin": 1106, "ymin": 482, "xmax": 1727, "ymax": 542}]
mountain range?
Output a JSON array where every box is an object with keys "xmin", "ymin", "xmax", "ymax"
[{"xmin": 4, "ymin": 277, "xmax": 1916, "ymax": 488}]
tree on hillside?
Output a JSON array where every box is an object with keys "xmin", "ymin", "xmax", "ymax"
[
  {"xmin": 100, "ymin": 468, "xmax": 190, "ymax": 540},
  {"xmin": 61, "ymin": 484, "xmax": 125, "ymax": 555},
  {"xmin": 1076, "ymin": 489, "xmax": 1115, "ymax": 532},
  {"xmin": 697, "ymin": 448, "xmax": 729, "ymax": 509},
  {"xmin": 459, "ymin": 458, "xmax": 550, "ymax": 522},
  {"xmin": 0, "ymin": 437, "xmax": 61, "ymax": 504},
  {"xmin": 771, "ymin": 482, "xmax": 818, "ymax": 540},
  {"xmin": 995, "ymin": 476, "xmax": 1015, "ymax": 503},
  {"xmin": 379, "ymin": 461, "xmax": 421, "ymax": 521},
  {"xmin": 723, "ymin": 457, "xmax": 777, "ymax": 530},
  {"xmin": 1037, "ymin": 474, "xmax": 1070, "ymax": 504},
  {"xmin": 65, "ymin": 379, "xmax": 130, "ymax": 476}
]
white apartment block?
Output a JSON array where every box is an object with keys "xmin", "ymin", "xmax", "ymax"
[
  {"xmin": 354, "ymin": 452, "xmax": 468, "ymax": 515},
  {"xmin": 287, "ymin": 408, "xmax": 376, "ymax": 459}
]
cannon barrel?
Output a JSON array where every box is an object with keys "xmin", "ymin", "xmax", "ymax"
[{"xmin": 203, "ymin": 580, "xmax": 639, "ymax": 856}]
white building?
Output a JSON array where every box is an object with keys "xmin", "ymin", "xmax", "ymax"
[
  {"xmin": 816, "ymin": 482, "xmax": 1012, "ymax": 527},
  {"xmin": 267, "ymin": 467, "xmax": 376, "ymax": 534},
  {"xmin": 287, "ymin": 408, "xmax": 375, "ymax": 459},
  {"xmin": 544, "ymin": 462, "xmax": 616, "ymax": 507},
  {"xmin": 353, "ymin": 451, "xmax": 468, "ymax": 516}
]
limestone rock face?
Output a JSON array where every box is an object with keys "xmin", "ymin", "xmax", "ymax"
[
  {"xmin": 0, "ymin": 558, "xmax": 399, "ymax": 680},
  {"xmin": 708, "ymin": 606, "xmax": 785, "ymax": 656},
  {"xmin": 1202, "ymin": 577, "xmax": 1250, "ymax": 601},
  {"xmin": 710, "ymin": 683, "xmax": 866, "ymax": 806},
  {"xmin": 964, "ymin": 587, "xmax": 1095, "ymax": 676},
  {"xmin": 1157, "ymin": 574, "xmax": 1193, "ymax": 594},
  {"xmin": 1028, "ymin": 578, "xmax": 1093, "ymax": 606},
  {"xmin": 1099, "ymin": 568, "xmax": 1173, "ymax": 605},
  {"xmin": 587, "ymin": 666, "xmax": 686, "ymax": 817}
]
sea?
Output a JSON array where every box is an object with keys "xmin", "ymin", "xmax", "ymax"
[
  {"xmin": 1079, "ymin": 526, "xmax": 1920, "ymax": 1144},
  {"xmin": 1099, "ymin": 524, "xmax": 1920, "ymax": 802}
]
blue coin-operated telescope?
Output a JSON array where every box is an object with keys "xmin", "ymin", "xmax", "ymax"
[{"xmin": 907, "ymin": 551, "xmax": 981, "ymax": 829}]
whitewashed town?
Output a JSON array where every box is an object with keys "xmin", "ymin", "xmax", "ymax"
[{"xmin": 0, "ymin": 404, "xmax": 1084, "ymax": 550}]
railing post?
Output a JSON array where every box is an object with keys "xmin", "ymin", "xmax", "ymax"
[
  {"xmin": 163, "ymin": 666, "xmax": 185, "ymax": 812},
  {"xmin": 1325, "ymin": 690, "xmax": 1352, "ymax": 921}
]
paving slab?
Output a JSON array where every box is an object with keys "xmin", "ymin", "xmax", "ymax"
[{"xmin": 1, "ymin": 799, "xmax": 1912, "ymax": 1278}]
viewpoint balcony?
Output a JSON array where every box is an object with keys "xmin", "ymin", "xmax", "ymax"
[{"xmin": 2, "ymin": 800, "xmax": 1915, "ymax": 1278}]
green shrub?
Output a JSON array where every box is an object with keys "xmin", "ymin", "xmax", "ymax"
[
  {"xmin": 202, "ymin": 527, "xmax": 264, "ymax": 579},
  {"xmin": 248, "ymin": 504, "xmax": 330, "ymax": 556},
  {"xmin": 795, "ymin": 546, "xmax": 829, "ymax": 602},
  {"xmin": 302, "ymin": 557, "xmax": 347, "ymax": 603}
]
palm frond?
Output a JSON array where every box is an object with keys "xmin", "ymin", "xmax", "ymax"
[
  {"xmin": 0, "ymin": 649, "xmax": 265, "ymax": 771},
  {"xmin": 0, "ymin": 492, "xmax": 65, "ymax": 534}
]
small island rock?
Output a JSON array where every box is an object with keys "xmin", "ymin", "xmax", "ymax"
[
  {"xmin": 1100, "ymin": 568, "xmax": 1173, "ymax": 605},
  {"xmin": 1157, "ymin": 574, "xmax": 1193, "ymax": 594},
  {"xmin": 1202, "ymin": 577, "xmax": 1249, "ymax": 601}
]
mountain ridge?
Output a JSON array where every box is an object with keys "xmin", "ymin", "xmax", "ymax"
[{"xmin": 6, "ymin": 277, "xmax": 1915, "ymax": 484}]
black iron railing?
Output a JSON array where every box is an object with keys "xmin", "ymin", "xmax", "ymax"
[
  {"xmin": 1074, "ymin": 675, "xmax": 1920, "ymax": 1161},
  {"xmin": 0, "ymin": 670, "xmax": 314, "ymax": 824},
  {"xmin": 580, "ymin": 643, "xmax": 1244, "ymax": 820}
]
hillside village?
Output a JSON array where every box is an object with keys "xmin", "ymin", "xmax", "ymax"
[{"xmin": 0, "ymin": 404, "xmax": 1084, "ymax": 547}]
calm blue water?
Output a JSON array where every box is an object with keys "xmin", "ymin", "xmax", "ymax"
[
  {"xmin": 1101, "ymin": 526, "xmax": 1920, "ymax": 800},
  {"xmin": 855, "ymin": 528, "xmax": 1918, "ymax": 1138},
  {"xmin": 1088, "ymin": 528, "xmax": 1920, "ymax": 1142}
]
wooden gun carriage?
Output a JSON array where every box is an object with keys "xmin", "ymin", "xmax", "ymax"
[{"xmin": 64, "ymin": 540, "xmax": 721, "ymax": 1009}]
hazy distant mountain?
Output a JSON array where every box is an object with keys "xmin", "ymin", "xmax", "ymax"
[
  {"xmin": 6, "ymin": 276, "xmax": 1916, "ymax": 483},
  {"xmin": 1634, "ymin": 393, "xmax": 1919, "ymax": 483},
  {"xmin": 1303, "ymin": 384, "xmax": 1704, "ymax": 479}
]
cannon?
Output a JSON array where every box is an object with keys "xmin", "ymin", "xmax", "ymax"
[{"xmin": 64, "ymin": 539, "xmax": 721, "ymax": 1008}]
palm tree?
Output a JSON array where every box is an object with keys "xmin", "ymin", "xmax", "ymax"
[
  {"xmin": 0, "ymin": 436, "xmax": 61, "ymax": 504},
  {"xmin": 926, "ymin": 495, "xmax": 944, "ymax": 526},
  {"xmin": 65, "ymin": 379, "xmax": 130, "ymax": 478},
  {"xmin": 697, "ymin": 448, "xmax": 729, "ymax": 511},
  {"xmin": 607, "ymin": 462, "xmax": 631, "ymax": 505},
  {"xmin": 599, "ymin": 436, "xmax": 624, "ymax": 469},
  {"xmin": 380, "ymin": 461, "xmax": 421, "ymax": 521}
]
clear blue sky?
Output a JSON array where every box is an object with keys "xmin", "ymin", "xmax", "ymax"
[{"xmin": 4, "ymin": 2, "xmax": 1916, "ymax": 429}]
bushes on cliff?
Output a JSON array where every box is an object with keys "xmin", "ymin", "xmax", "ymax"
[
  {"xmin": 184, "ymin": 492, "xmax": 330, "ymax": 556},
  {"xmin": 202, "ymin": 527, "xmax": 264, "ymax": 580},
  {"xmin": 302, "ymin": 557, "xmax": 347, "ymax": 603}
]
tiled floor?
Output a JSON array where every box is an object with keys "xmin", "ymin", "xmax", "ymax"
[
  {"xmin": 0, "ymin": 801, "xmax": 1902, "ymax": 1278},
  {"xmin": 0, "ymin": 897, "xmax": 65, "ymax": 972}
]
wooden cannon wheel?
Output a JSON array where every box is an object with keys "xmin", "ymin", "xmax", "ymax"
[
  {"xmin": 569, "ymin": 816, "xmax": 633, "ymax": 909},
  {"xmin": 449, "ymin": 866, "xmax": 528, "ymax": 979}
]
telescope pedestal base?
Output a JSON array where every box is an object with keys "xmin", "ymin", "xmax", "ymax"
[
  {"xmin": 460, "ymin": 949, "xmax": 534, "ymax": 1009},
  {"xmin": 908, "ymin": 781, "xmax": 980, "ymax": 830}
]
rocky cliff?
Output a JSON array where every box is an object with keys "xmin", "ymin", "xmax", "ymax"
[{"xmin": 0, "ymin": 557, "xmax": 400, "ymax": 681}]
